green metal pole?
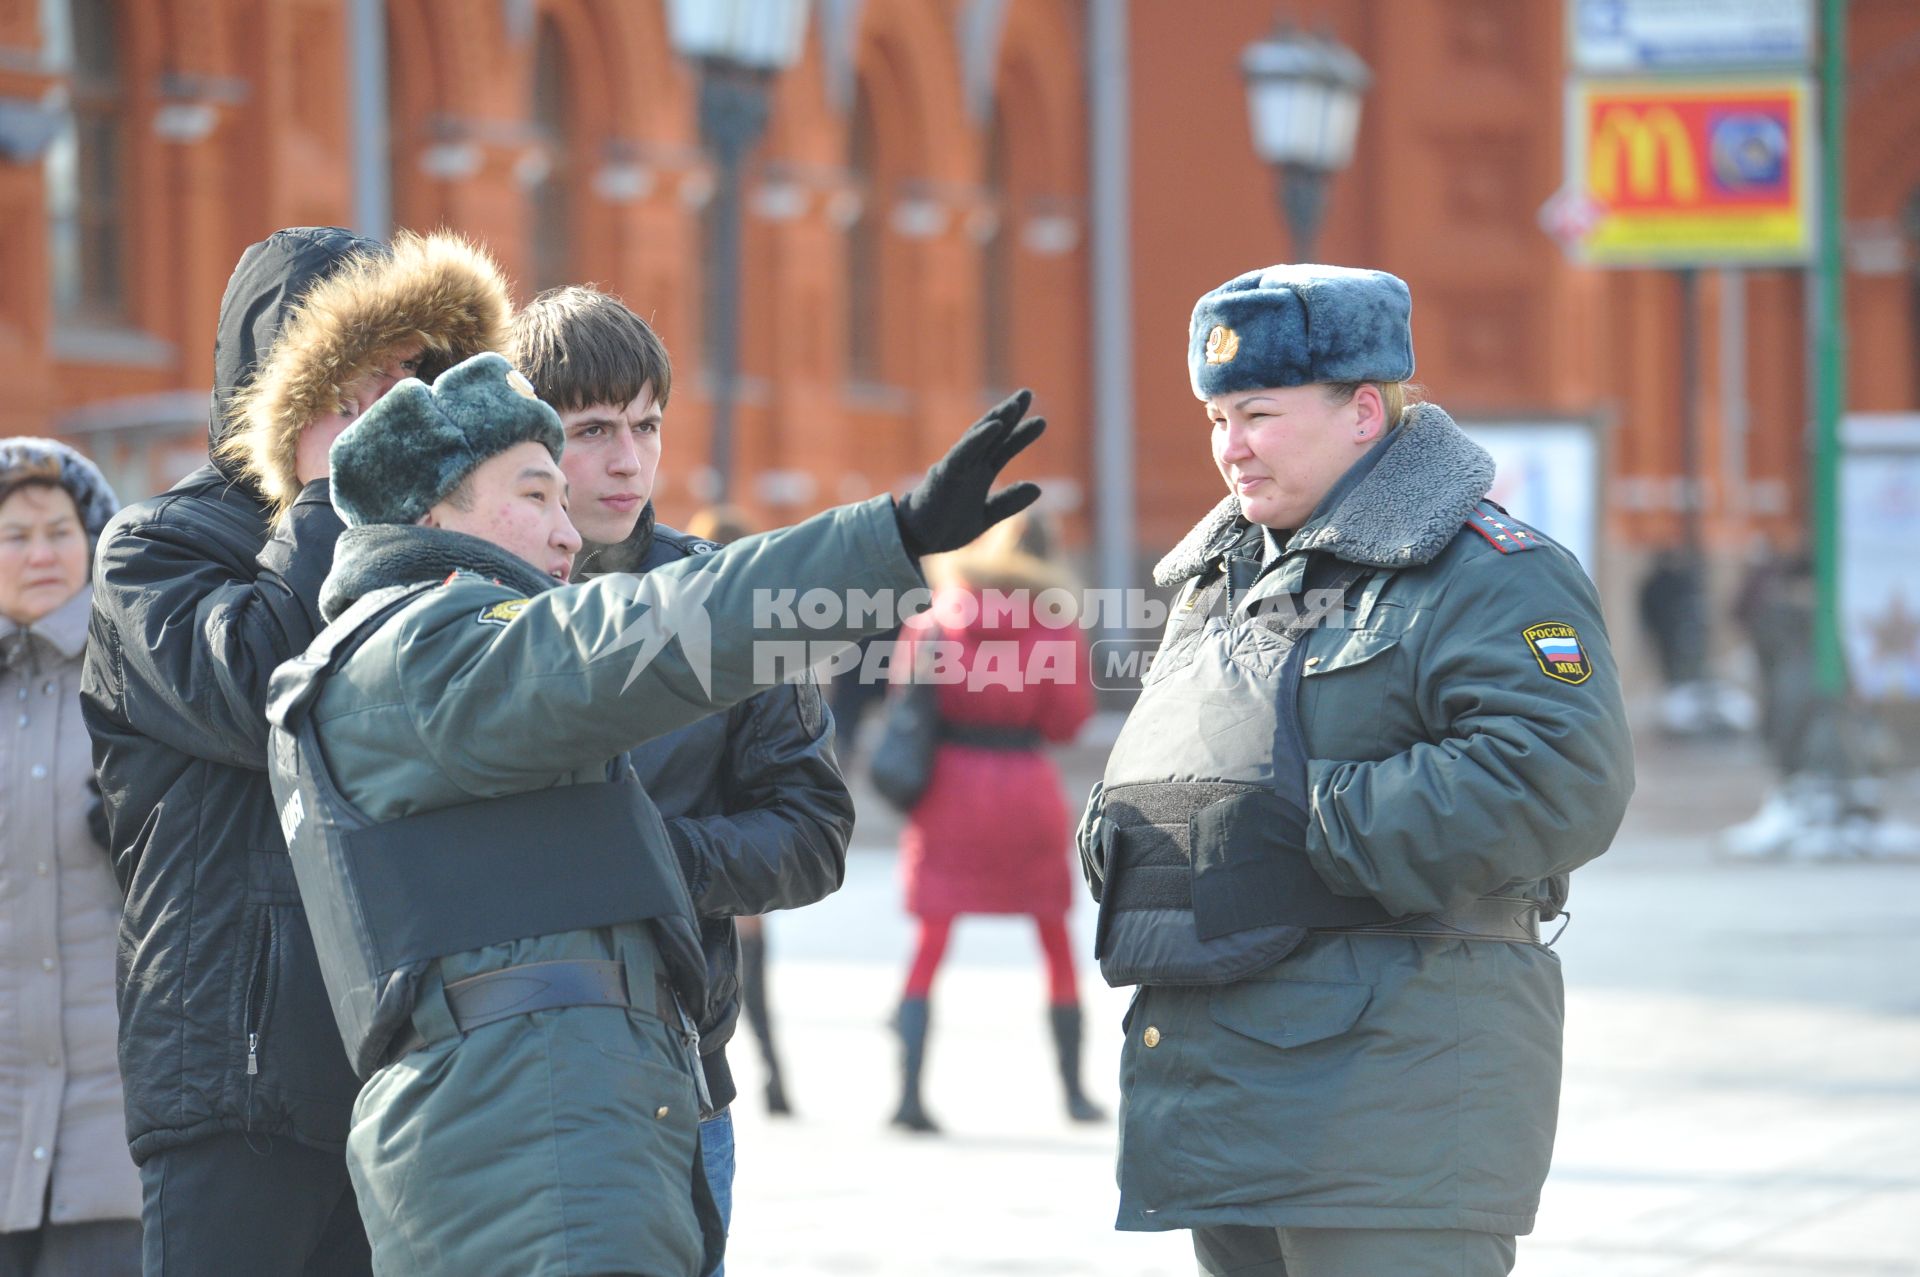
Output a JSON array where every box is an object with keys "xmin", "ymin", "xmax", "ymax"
[{"xmin": 1813, "ymin": 0, "xmax": 1848, "ymax": 695}]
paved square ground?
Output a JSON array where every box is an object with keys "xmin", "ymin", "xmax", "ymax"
[{"xmin": 715, "ymin": 731, "xmax": 1920, "ymax": 1275}]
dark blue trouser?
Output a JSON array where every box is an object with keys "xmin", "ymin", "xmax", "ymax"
[{"xmin": 699, "ymin": 1109, "xmax": 736, "ymax": 1277}]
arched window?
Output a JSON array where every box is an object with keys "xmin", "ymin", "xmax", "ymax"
[
  {"xmin": 529, "ymin": 17, "xmax": 575, "ymax": 293},
  {"xmin": 981, "ymin": 104, "xmax": 1013, "ymax": 393},
  {"xmin": 47, "ymin": 0, "xmax": 126, "ymax": 324},
  {"xmin": 846, "ymin": 78, "xmax": 883, "ymax": 384}
]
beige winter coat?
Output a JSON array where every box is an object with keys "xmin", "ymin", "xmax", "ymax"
[{"xmin": 0, "ymin": 586, "xmax": 141, "ymax": 1230}]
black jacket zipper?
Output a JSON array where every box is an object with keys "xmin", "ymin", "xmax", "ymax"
[{"xmin": 242, "ymin": 909, "xmax": 278, "ymax": 1084}]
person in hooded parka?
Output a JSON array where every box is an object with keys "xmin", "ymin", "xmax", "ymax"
[{"xmin": 82, "ymin": 227, "xmax": 512, "ymax": 1276}]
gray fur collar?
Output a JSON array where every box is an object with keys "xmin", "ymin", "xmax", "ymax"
[
  {"xmin": 320, "ymin": 524, "xmax": 560, "ymax": 622},
  {"xmin": 1152, "ymin": 402, "xmax": 1494, "ymax": 586}
]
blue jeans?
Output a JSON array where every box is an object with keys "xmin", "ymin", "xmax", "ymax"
[{"xmin": 699, "ymin": 1109, "xmax": 735, "ymax": 1277}]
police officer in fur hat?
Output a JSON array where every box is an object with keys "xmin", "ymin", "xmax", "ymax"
[
  {"xmin": 264, "ymin": 351, "xmax": 1046, "ymax": 1276},
  {"xmin": 1078, "ymin": 265, "xmax": 1635, "ymax": 1276}
]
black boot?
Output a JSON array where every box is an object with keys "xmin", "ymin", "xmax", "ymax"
[
  {"xmin": 890, "ymin": 997, "xmax": 940, "ymax": 1133},
  {"xmin": 739, "ymin": 929, "xmax": 792, "ymax": 1116},
  {"xmin": 1049, "ymin": 1004, "xmax": 1107, "ymax": 1123}
]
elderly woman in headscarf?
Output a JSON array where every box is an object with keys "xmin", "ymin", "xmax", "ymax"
[{"xmin": 0, "ymin": 438, "xmax": 138, "ymax": 1277}]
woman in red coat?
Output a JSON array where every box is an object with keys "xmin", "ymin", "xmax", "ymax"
[{"xmin": 888, "ymin": 512, "xmax": 1099, "ymax": 1132}]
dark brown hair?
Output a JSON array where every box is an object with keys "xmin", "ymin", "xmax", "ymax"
[
  {"xmin": 0, "ymin": 458, "xmax": 67, "ymax": 517},
  {"xmin": 509, "ymin": 286, "xmax": 673, "ymax": 415}
]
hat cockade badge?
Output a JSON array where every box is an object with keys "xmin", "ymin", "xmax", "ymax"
[{"xmin": 1204, "ymin": 324, "xmax": 1240, "ymax": 365}]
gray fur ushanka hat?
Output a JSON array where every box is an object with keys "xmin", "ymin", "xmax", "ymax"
[
  {"xmin": 1188, "ymin": 264, "xmax": 1414, "ymax": 400},
  {"xmin": 329, "ymin": 352, "xmax": 565, "ymax": 526}
]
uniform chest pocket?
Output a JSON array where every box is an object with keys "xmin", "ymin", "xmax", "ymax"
[
  {"xmin": 1301, "ymin": 621, "xmax": 1403, "ymax": 678},
  {"xmin": 1209, "ymin": 977, "xmax": 1372, "ymax": 1050}
]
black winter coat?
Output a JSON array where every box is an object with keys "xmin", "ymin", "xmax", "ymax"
[
  {"xmin": 597, "ymin": 511, "xmax": 854, "ymax": 1109},
  {"xmin": 80, "ymin": 228, "xmax": 380, "ymax": 1161}
]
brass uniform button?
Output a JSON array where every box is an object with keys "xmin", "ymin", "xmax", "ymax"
[
  {"xmin": 655, "ymin": 1106, "xmax": 670, "ymax": 1120},
  {"xmin": 1305, "ymin": 656, "xmax": 1322, "ymax": 668},
  {"xmin": 1143, "ymin": 1025, "xmax": 1162, "ymax": 1048}
]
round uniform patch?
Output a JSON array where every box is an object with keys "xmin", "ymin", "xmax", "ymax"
[{"xmin": 1523, "ymin": 621, "xmax": 1592, "ymax": 685}]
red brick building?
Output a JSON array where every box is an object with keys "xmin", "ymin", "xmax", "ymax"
[{"xmin": 3, "ymin": 0, "xmax": 1919, "ymax": 679}]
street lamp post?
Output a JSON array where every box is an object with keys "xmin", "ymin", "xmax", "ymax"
[
  {"xmin": 666, "ymin": 0, "xmax": 810, "ymax": 502},
  {"xmin": 1239, "ymin": 26, "xmax": 1372, "ymax": 261}
]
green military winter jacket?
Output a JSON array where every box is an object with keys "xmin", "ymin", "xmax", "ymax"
[
  {"xmin": 291, "ymin": 496, "xmax": 920, "ymax": 1277},
  {"xmin": 1087, "ymin": 405, "xmax": 1635, "ymax": 1236}
]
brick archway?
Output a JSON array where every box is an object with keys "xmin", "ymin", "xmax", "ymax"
[
  {"xmin": 854, "ymin": 0, "xmax": 973, "ymax": 185},
  {"xmin": 386, "ymin": 0, "xmax": 451, "ymax": 232},
  {"xmin": 988, "ymin": 0, "xmax": 1088, "ymax": 523},
  {"xmin": 994, "ymin": 0, "xmax": 1083, "ymax": 194}
]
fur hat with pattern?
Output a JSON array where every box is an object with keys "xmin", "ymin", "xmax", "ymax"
[{"xmin": 328, "ymin": 352, "xmax": 566, "ymax": 527}]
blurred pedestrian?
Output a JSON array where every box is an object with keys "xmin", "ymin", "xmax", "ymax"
[
  {"xmin": 1639, "ymin": 546, "xmax": 1751, "ymax": 737},
  {"xmin": 512, "ymin": 285, "xmax": 853, "ymax": 1273},
  {"xmin": 1079, "ymin": 265, "xmax": 1635, "ymax": 1276},
  {"xmin": 82, "ymin": 227, "xmax": 510, "ymax": 1276},
  {"xmin": 1722, "ymin": 543, "xmax": 1909, "ymax": 858},
  {"xmin": 889, "ymin": 509, "xmax": 1099, "ymax": 1133},
  {"xmin": 1637, "ymin": 546, "xmax": 1707, "ymax": 687},
  {"xmin": 0, "ymin": 440, "xmax": 139, "ymax": 1277}
]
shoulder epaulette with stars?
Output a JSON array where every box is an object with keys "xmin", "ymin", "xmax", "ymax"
[{"xmin": 1464, "ymin": 500, "xmax": 1540, "ymax": 554}]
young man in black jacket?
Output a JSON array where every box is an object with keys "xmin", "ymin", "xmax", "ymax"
[
  {"xmin": 511, "ymin": 287, "xmax": 855, "ymax": 1274},
  {"xmin": 81, "ymin": 228, "xmax": 511, "ymax": 1275}
]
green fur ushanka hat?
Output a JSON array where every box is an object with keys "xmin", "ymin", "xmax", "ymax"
[
  {"xmin": 329, "ymin": 351, "xmax": 565, "ymax": 526},
  {"xmin": 1187, "ymin": 264, "xmax": 1414, "ymax": 400}
]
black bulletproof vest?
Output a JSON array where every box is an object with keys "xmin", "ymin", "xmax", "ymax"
[
  {"xmin": 265, "ymin": 583, "xmax": 703, "ymax": 1078},
  {"xmin": 1091, "ymin": 552, "xmax": 1395, "ymax": 988}
]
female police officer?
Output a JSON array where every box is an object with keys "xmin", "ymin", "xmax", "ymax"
[{"xmin": 1078, "ymin": 265, "xmax": 1634, "ymax": 1276}]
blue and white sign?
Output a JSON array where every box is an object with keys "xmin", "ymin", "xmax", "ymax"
[{"xmin": 1571, "ymin": 0, "xmax": 1814, "ymax": 74}]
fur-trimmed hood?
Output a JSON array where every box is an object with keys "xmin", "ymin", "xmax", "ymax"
[
  {"xmin": 208, "ymin": 226, "xmax": 387, "ymax": 471},
  {"xmin": 1153, "ymin": 402, "xmax": 1495, "ymax": 587},
  {"xmin": 219, "ymin": 230, "xmax": 514, "ymax": 521}
]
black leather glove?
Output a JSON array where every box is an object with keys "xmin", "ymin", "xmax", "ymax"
[{"xmin": 894, "ymin": 389, "xmax": 1045, "ymax": 558}]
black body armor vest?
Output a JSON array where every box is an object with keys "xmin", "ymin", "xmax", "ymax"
[{"xmin": 265, "ymin": 584, "xmax": 703, "ymax": 1078}]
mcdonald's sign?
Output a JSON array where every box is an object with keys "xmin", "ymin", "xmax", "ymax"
[{"xmin": 1566, "ymin": 77, "xmax": 1813, "ymax": 265}]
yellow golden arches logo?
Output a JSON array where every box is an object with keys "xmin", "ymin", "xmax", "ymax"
[
  {"xmin": 1204, "ymin": 324, "xmax": 1240, "ymax": 365},
  {"xmin": 1590, "ymin": 106, "xmax": 1700, "ymax": 205}
]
